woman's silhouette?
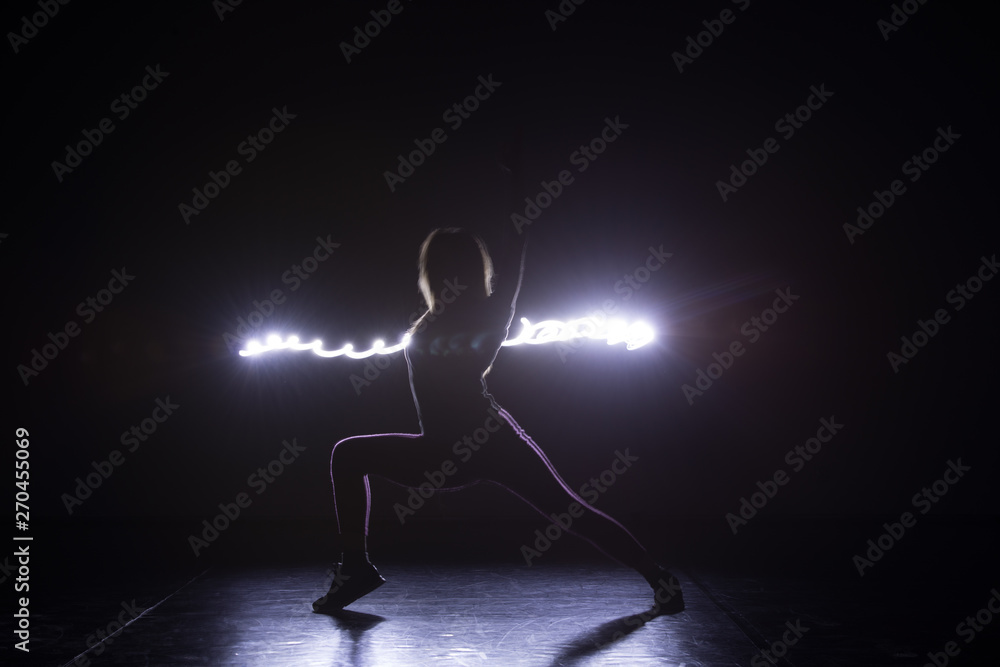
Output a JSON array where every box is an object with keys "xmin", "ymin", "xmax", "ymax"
[{"xmin": 314, "ymin": 227, "xmax": 683, "ymax": 615}]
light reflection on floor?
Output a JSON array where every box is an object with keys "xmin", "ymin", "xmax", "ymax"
[{"xmin": 60, "ymin": 564, "xmax": 750, "ymax": 666}]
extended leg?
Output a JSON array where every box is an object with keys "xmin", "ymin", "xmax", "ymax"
[{"xmin": 480, "ymin": 416, "xmax": 683, "ymax": 613}]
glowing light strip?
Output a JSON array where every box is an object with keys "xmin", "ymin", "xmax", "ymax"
[
  {"xmin": 239, "ymin": 334, "xmax": 411, "ymax": 358},
  {"xmin": 239, "ymin": 316, "xmax": 654, "ymax": 358},
  {"xmin": 502, "ymin": 317, "xmax": 654, "ymax": 351}
]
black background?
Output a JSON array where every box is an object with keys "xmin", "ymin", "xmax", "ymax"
[{"xmin": 4, "ymin": 0, "xmax": 998, "ymax": 662}]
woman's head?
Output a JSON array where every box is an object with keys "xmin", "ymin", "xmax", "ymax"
[{"xmin": 417, "ymin": 228, "xmax": 493, "ymax": 312}]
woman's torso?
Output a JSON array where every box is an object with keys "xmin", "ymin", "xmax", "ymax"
[{"xmin": 404, "ymin": 299, "xmax": 508, "ymax": 435}]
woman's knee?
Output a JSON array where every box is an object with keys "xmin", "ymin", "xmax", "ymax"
[
  {"xmin": 330, "ymin": 433, "xmax": 422, "ymax": 477},
  {"xmin": 330, "ymin": 436, "xmax": 366, "ymax": 475}
]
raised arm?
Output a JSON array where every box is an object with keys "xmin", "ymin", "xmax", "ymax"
[{"xmin": 489, "ymin": 129, "xmax": 529, "ymax": 329}]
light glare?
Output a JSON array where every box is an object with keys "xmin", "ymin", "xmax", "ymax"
[{"xmin": 239, "ymin": 316, "xmax": 653, "ymax": 358}]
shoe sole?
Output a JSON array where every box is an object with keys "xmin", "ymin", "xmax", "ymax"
[{"xmin": 312, "ymin": 574, "xmax": 386, "ymax": 613}]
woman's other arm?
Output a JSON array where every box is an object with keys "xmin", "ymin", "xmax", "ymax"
[{"xmin": 489, "ymin": 129, "xmax": 529, "ymax": 330}]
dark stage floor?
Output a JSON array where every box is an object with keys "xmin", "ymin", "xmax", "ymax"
[
  {"xmin": 13, "ymin": 517, "xmax": 1000, "ymax": 666},
  {"xmin": 54, "ymin": 564, "xmax": 747, "ymax": 666}
]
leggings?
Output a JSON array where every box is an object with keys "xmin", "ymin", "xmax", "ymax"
[{"xmin": 329, "ymin": 405, "xmax": 659, "ymax": 578}]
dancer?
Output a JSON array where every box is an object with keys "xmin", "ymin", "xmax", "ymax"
[{"xmin": 314, "ymin": 227, "xmax": 683, "ymax": 615}]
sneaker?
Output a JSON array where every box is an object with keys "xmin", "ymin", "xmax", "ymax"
[
  {"xmin": 312, "ymin": 562, "xmax": 385, "ymax": 613},
  {"xmin": 649, "ymin": 570, "xmax": 685, "ymax": 615}
]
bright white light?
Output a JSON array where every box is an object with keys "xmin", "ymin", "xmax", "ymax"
[
  {"xmin": 622, "ymin": 321, "xmax": 655, "ymax": 350},
  {"xmin": 501, "ymin": 317, "xmax": 654, "ymax": 350},
  {"xmin": 239, "ymin": 316, "xmax": 654, "ymax": 358},
  {"xmin": 240, "ymin": 333, "xmax": 413, "ymax": 358}
]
